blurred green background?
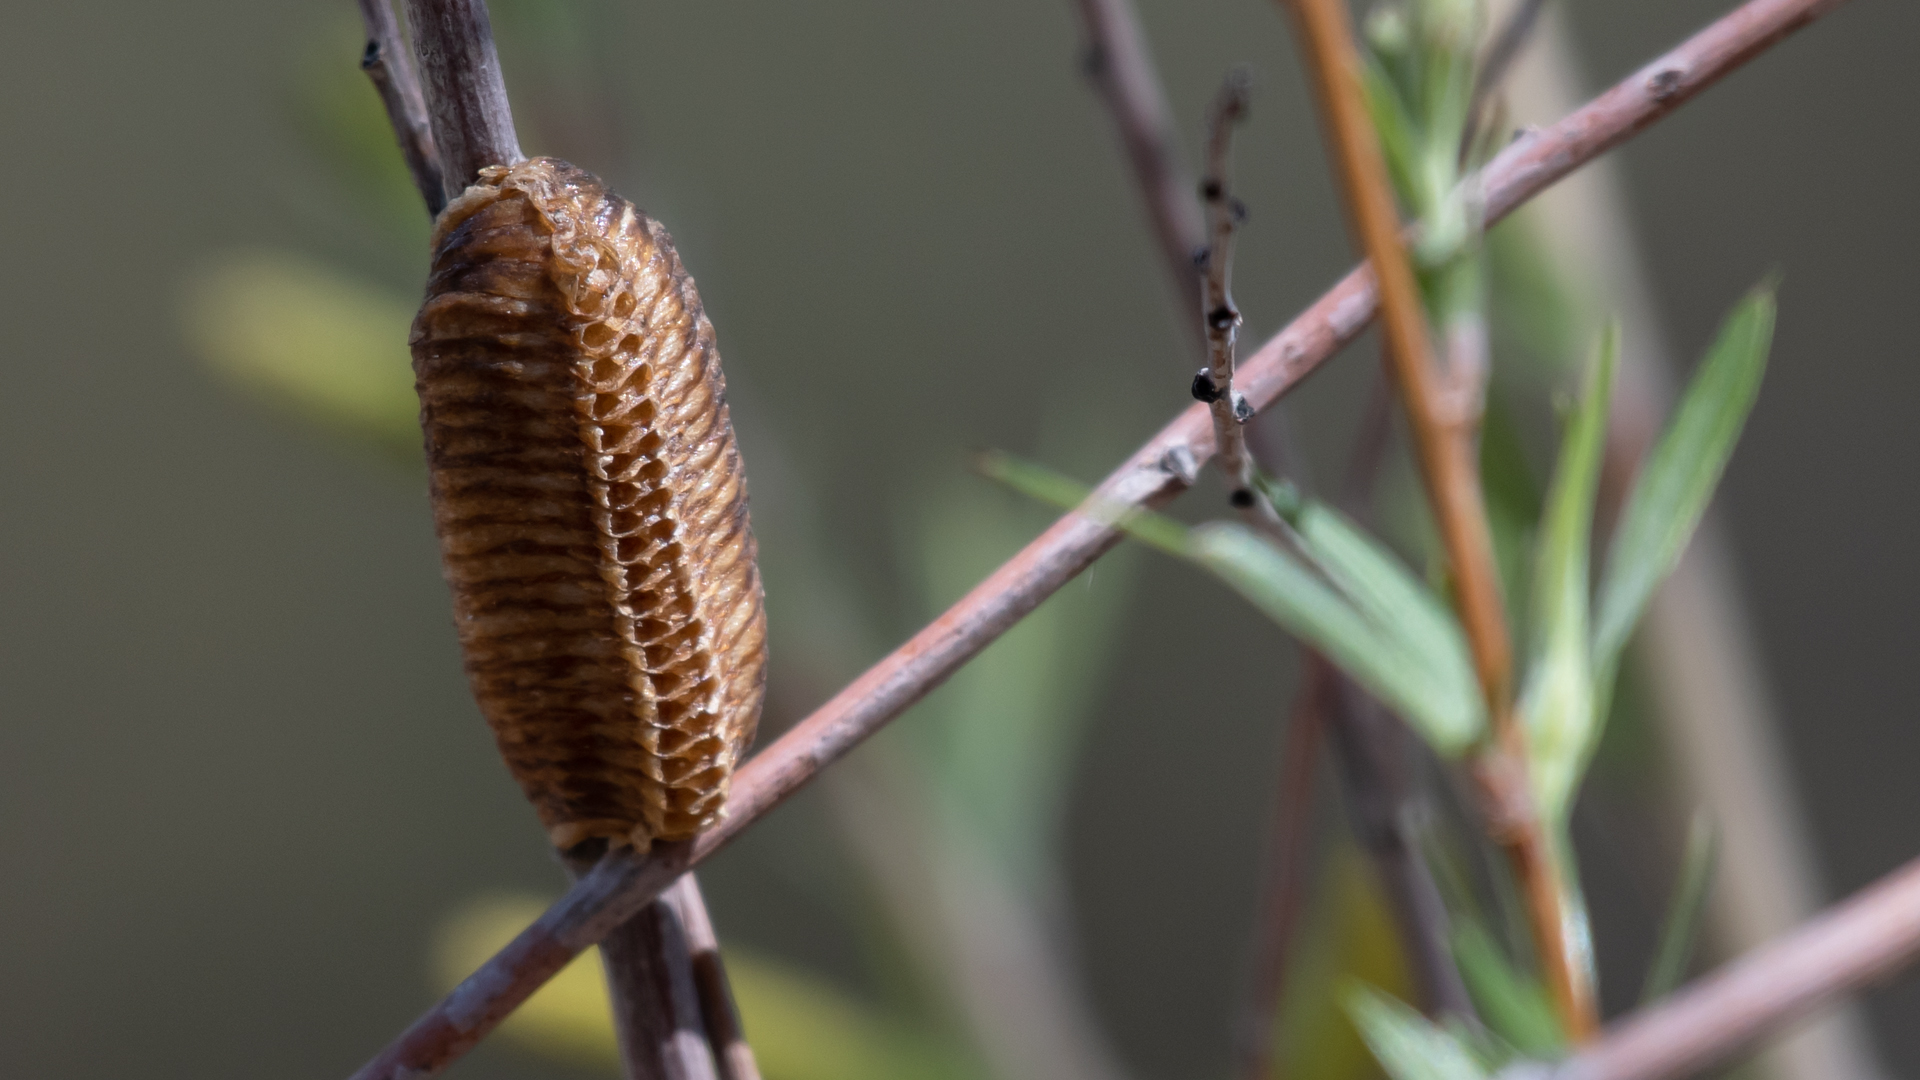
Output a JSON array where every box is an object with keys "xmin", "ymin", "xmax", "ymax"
[{"xmin": 2, "ymin": 1, "xmax": 1916, "ymax": 1077}]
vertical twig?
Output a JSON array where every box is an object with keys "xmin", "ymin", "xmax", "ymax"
[
  {"xmin": 390, "ymin": 4, "xmax": 741, "ymax": 1077},
  {"xmin": 357, "ymin": 0, "xmax": 445, "ymax": 213},
  {"xmin": 562, "ymin": 847, "xmax": 721, "ymax": 1080},
  {"xmin": 1071, "ymin": 0, "xmax": 1207, "ymax": 346},
  {"xmin": 670, "ymin": 876, "xmax": 763, "ymax": 1080},
  {"xmin": 1195, "ymin": 72, "xmax": 1259, "ymax": 505},
  {"xmin": 1274, "ymin": 0, "xmax": 1593, "ymax": 1039},
  {"xmin": 403, "ymin": 0, "xmax": 524, "ymax": 201},
  {"xmin": 1237, "ymin": 667, "xmax": 1327, "ymax": 1080}
]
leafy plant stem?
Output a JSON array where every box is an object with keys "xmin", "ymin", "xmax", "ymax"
[
  {"xmin": 348, "ymin": 4, "xmax": 1849, "ymax": 1069},
  {"xmin": 1275, "ymin": 0, "xmax": 1591, "ymax": 1040}
]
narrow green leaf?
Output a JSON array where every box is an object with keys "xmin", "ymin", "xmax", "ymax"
[
  {"xmin": 1594, "ymin": 285, "xmax": 1776, "ymax": 686},
  {"xmin": 1641, "ymin": 812, "xmax": 1720, "ymax": 1005},
  {"xmin": 974, "ymin": 450, "xmax": 1191, "ymax": 556},
  {"xmin": 1289, "ymin": 503, "xmax": 1486, "ymax": 751},
  {"xmin": 1344, "ymin": 984, "xmax": 1491, "ymax": 1080},
  {"xmin": 1518, "ymin": 326, "xmax": 1617, "ymax": 824},
  {"xmin": 1451, "ymin": 919, "xmax": 1564, "ymax": 1057},
  {"xmin": 1192, "ymin": 523, "xmax": 1482, "ymax": 755},
  {"xmin": 983, "ymin": 452, "xmax": 1483, "ymax": 755}
]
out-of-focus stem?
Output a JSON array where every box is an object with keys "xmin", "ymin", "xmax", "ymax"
[
  {"xmin": 1070, "ymin": 0, "xmax": 1207, "ymax": 342},
  {"xmin": 1275, "ymin": 0, "xmax": 1592, "ymax": 1039},
  {"xmin": 1237, "ymin": 666, "xmax": 1327, "ymax": 1080}
]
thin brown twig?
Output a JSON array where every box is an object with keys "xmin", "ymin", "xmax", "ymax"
[
  {"xmin": 345, "ymin": 4, "xmax": 1850, "ymax": 1074},
  {"xmin": 559, "ymin": 848, "xmax": 719, "ymax": 1080},
  {"xmin": 1274, "ymin": 0, "xmax": 1591, "ymax": 1036},
  {"xmin": 402, "ymin": 0, "xmax": 523, "ymax": 200},
  {"xmin": 668, "ymin": 876, "xmax": 760, "ymax": 1080},
  {"xmin": 1071, "ymin": 0, "xmax": 1207, "ymax": 340},
  {"xmin": 1236, "ymin": 665, "xmax": 1327, "ymax": 1080},
  {"xmin": 1196, "ymin": 71, "xmax": 1259, "ymax": 504},
  {"xmin": 357, "ymin": 0, "xmax": 445, "ymax": 214},
  {"xmin": 1505, "ymin": 851, "xmax": 1920, "ymax": 1080}
]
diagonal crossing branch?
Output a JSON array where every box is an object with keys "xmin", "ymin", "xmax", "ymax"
[{"xmin": 346, "ymin": 2, "xmax": 1852, "ymax": 1075}]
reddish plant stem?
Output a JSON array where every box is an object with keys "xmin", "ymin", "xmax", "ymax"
[
  {"xmin": 1274, "ymin": 0, "xmax": 1591, "ymax": 1037},
  {"xmin": 346, "ymin": 3, "xmax": 1850, "ymax": 1074},
  {"xmin": 1524, "ymin": 852, "xmax": 1920, "ymax": 1080}
]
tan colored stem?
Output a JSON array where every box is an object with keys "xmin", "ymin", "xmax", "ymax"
[{"xmin": 1274, "ymin": 0, "xmax": 1591, "ymax": 1039}]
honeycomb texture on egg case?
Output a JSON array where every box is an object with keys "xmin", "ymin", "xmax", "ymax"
[{"xmin": 411, "ymin": 156, "xmax": 766, "ymax": 849}]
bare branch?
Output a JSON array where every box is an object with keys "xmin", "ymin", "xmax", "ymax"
[
  {"xmin": 1509, "ymin": 852, "xmax": 1920, "ymax": 1080},
  {"xmin": 670, "ymin": 876, "xmax": 763, "ymax": 1080},
  {"xmin": 1071, "ymin": 0, "xmax": 1207, "ymax": 342},
  {"xmin": 344, "ymin": 3, "xmax": 1852, "ymax": 1074},
  {"xmin": 402, "ymin": 0, "xmax": 523, "ymax": 200},
  {"xmin": 1196, "ymin": 71, "xmax": 1257, "ymax": 503},
  {"xmin": 559, "ymin": 848, "xmax": 719, "ymax": 1080},
  {"xmin": 357, "ymin": 0, "xmax": 445, "ymax": 214}
]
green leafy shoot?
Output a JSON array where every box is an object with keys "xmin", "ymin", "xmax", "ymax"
[
  {"xmin": 1593, "ymin": 285, "xmax": 1776, "ymax": 700},
  {"xmin": 1344, "ymin": 984, "xmax": 1492, "ymax": 1080},
  {"xmin": 1517, "ymin": 326, "xmax": 1617, "ymax": 824},
  {"xmin": 1641, "ymin": 812, "xmax": 1720, "ymax": 1005},
  {"xmin": 1452, "ymin": 918, "xmax": 1564, "ymax": 1057},
  {"xmin": 979, "ymin": 451, "xmax": 1485, "ymax": 756}
]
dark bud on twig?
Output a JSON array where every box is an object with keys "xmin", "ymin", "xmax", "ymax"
[
  {"xmin": 1208, "ymin": 304, "xmax": 1240, "ymax": 331},
  {"xmin": 1232, "ymin": 393, "xmax": 1254, "ymax": 423},
  {"xmin": 1192, "ymin": 369, "xmax": 1227, "ymax": 403},
  {"xmin": 1201, "ymin": 178, "xmax": 1225, "ymax": 202},
  {"xmin": 1229, "ymin": 488, "xmax": 1256, "ymax": 509},
  {"xmin": 361, "ymin": 39, "xmax": 382, "ymax": 70}
]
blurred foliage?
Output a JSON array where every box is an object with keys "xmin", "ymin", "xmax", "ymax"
[
  {"xmin": 1640, "ymin": 812, "xmax": 1720, "ymax": 1005},
  {"xmin": 182, "ymin": 249, "xmax": 420, "ymax": 459},
  {"xmin": 1273, "ymin": 849, "xmax": 1415, "ymax": 1080},
  {"xmin": 899, "ymin": 473, "xmax": 1136, "ymax": 890},
  {"xmin": 435, "ymin": 893, "xmax": 971, "ymax": 1080},
  {"xmin": 1517, "ymin": 327, "xmax": 1615, "ymax": 825}
]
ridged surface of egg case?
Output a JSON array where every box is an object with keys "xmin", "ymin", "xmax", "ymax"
[{"xmin": 411, "ymin": 157, "xmax": 766, "ymax": 850}]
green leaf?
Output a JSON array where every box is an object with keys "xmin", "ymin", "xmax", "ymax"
[
  {"xmin": 975, "ymin": 450, "xmax": 1190, "ymax": 556},
  {"xmin": 1344, "ymin": 984, "xmax": 1492, "ymax": 1080},
  {"xmin": 181, "ymin": 249, "xmax": 421, "ymax": 455},
  {"xmin": 1451, "ymin": 919, "xmax": 1564, "ymax": 1057},
  {"xmin": 1192, "ymin": 522, "xmax": 1483, "ymax": 755},
  {"xmin": 1517, "ymin": 326, "xmax": 1617, "ymax": 824},
  {"xmin": 1593, "ymin": 285, "xmax": 1775, "ymax": 690},
  {"xmin": 1287, "ymin": 502, "xmax": 1486, "ymax": 752},
  {"xmin": 1641, "ymin": 812, "xmax": 1720, "ymax": 1005},
  {"xmin": 903, "ymin": 473, "xmax": 1135, "ymax": 886},
  {"xmin": 983, "ymin": 452, "xmax": 1484, "ymax": 755}
]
